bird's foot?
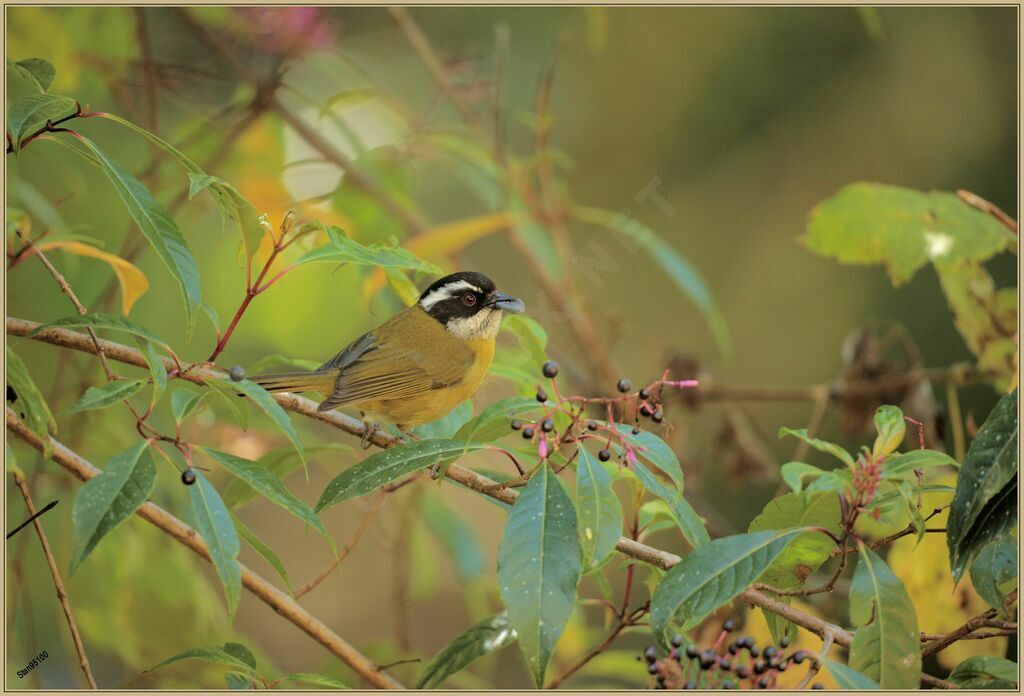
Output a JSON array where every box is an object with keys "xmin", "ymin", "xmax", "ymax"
[{"xmin": 360, "ymin": 420, "xmax": 379, "ymax": 449}]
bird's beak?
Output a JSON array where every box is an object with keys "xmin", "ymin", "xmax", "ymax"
[{"xmin": 488, "ymin": 291, "xmax": 525, "ymax": 314}]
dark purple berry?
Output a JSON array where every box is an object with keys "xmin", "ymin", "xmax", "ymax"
[
  {"xmin": 229, "ymin": 365, "xmax": 245, "ymax": 382},
  {"xmin": 735, "ymin": 666, "xmax": 749, "ymax": 679},
  {"xmin": 776, "ymin": 661, "xmax": 787, "ymax": 672},
  {"xmin": 644, "ymin": 646, "xmax": 658, "ymax": 663},
  {"xmin": 536, "ymin": 387, "xmax": 548, "ymax": 403},
  {"xmin": 652, "ymin": 409, "xmax": 664, "ymax": 423},
  {"xmin": 522, "ymin": 427, "xmax": 535, "ymax": 439},
  {"xmin": 617, "ymin": 378, "xmax": 631, "ymax": 393},
  {"xmin": 181, "ymin": 469, "xmax": 197, "ymax": 486},
  {"xmin": 793, "ymin": 650, "xmax": 809, "ymax": 664},
  {"xmin": 812, "ymin": 684, "xmax": 825, "ymax": 690},
  {"xmin": 749, "ymin": 647, "xmax": 760, "ymax": 658},
  {"xmin": 647, "ymin": 662, "xmax": 660, "ymax": 675},
  {"xmin": 541, "ymin": 418, "xmax": 555, "ymax": 432},
  {"xmin": 723, "ymin": 619, "xmax": 736, "ymax": 632},
  {"xmin": 720, "ymin": 658, "xmax": 731, "ymax": 671},
  {"xmin": 753, "ymin": 660, "xmax": 766, "ymax": 675},
  {"xmin": 632, "ymin": 425, "xmax": 641, "ymax": 435},
  {"xmin": 639, "ymin": 403, "xmax": 653, "ymax": 417},
  {"xmin": 685, "ymin": 645, "xmax": 700, "ymax": 660},
  {"xmin": 683, "ymin": 682, "xmax": 696, "ymax": 690},
  {"xmin": 758, "ymin": 677, "xmax": 770, "ymax": 689},
  {"xmin": 639, "ymin": 387, "xmax": 650, "ymax": 399},
  {"xmin": 764, "ymin": 646, "xmax": 777, "ymax": 660},
  {"xmin": 671, "ymin": 634, "xmax": 683, "ymax": 648},
  {"xmin": 510, "ymin": 420, "xmax": 523, "ymax": 431},
  {"xmin": 723, "ymin": 680, "xmax": 736, "ymax": 689},
  {"xmin": 779, "ymin": 635, "xmax": 790, "ymax": 649},
  {"xmin": 542, "ymin": 361, "xmax": 559, "ymax": 378},
  {"xmin": 598, "ymin": 449, "xmax": 611, "ymax": 462},
  {"xmin": 586, "ymin": 420, "xmax": 598, "ymax": 431},
  {"xmin": 728, "ymin": 642, "xmax": 738, "ymax": 655}
]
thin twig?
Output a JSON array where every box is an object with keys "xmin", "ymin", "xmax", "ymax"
[
  {"xmin": 11, "ymin": 470, "xmax": 98, "ymax": 689},
  {"xmin": 5, "ymin": 410, "xmax": 404, "ymax": 690},
  {"xmin": 795, "ymin": 628, "xmax": 834, "ymax": 690},
  {"xmin": 957, "ymin": 189, "xmax": 1018, "ymax": 235}
]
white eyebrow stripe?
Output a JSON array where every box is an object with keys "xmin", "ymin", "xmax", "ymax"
[{"xmin": 418, "ymin": 280, "xmax": 483, "ymax": 310}]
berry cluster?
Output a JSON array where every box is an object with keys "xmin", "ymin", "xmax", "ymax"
[
  {"xmin": 510, "ymin": 361, "xmax": 699, "ymax": 464},
  {"xmin": 639, "ymin": 621, "xmax": 824, "ymax": 690}
]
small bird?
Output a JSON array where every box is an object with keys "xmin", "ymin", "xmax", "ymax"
[{"xmin": 251, "ymin": 271, "xmax": 524, "ymax": 444}]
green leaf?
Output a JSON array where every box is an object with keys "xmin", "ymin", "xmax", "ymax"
[
  {"xmin": 948, "ymin": 655, "xmax": 1019, "ymax": 688},
  {"xmin": 209, "ymin": 378, "xmax": 304, "ymax": 468},
  {"xmin": 201, "ymin": 448, "xmax": 325, "ymax": 536},
  {"xmin": 7, "ymin": 94, "xmax": 76, "ymax": 146},
  {"xmin": 138, "ymin": 340, "xmax": 168, "ymax": 408},
  {"xmin": 630, "ymin": 461, "xmax": 709, "ymax": 549},
  {"xmin": 224, "ymin": 671, "xmax": 251, "ymax": 689},
  {"xmin": 67, "ymin": 379, "xmax": 146, "ymax": 414},
  {"xmin": 6, "ymin": 346, "xmax": 57, "ymax": 449},
  {"xmin": 614, "ymin": 424, "xmax": 683, "ymax": 488},
  {"xmin": 316, "ymin": 440, "xmax": 486, "ymax": 512},
  {"xmin": 804, "ymin": 183, "xmax": 1015, "ymax": 285},
  {"xmin": 413, "ymin": 399, "xmax": 473, "ymax": 439},
  {"xmin": 498, "ymin": 463, "xmax": 582, "ymax": 687},
  {"xmin": 9, "ymin": 58, "xmax": 56, "ymax": 92},
  {"xmin": 848, "ymin": 545, "xmax": 921, "ymax": 688},
  {"xmin": 871, "ymin": 405, "xmax": 905, "ymax": 457},
  {"xmin": 420, "ymin": 496, "xmax": 485, "ymax": 581},
  {"xmin": 573, "ymin": 205, "xmax": 731, "ymax": 356},
  {"xmin": 75, "ymin": 135, "xmax": 202, "ymax": 336},
  {"xmin": 171, "ymin": 388, "xmax": 211, "ymax": 424},
  {"xmin": 189, "ymin": 471, "xmax": 242, "ymax": 616},
  {"xmin": 70, "ymin": 440, "xmax": 155, "ymax": 573},
  {"xmin": 149, "ymin": 644, "xmax": 255, "ymax": 673},
  {"xmin": 186, "ymin": 173, "xmax": 266, "ymax": 261},
  {"xmin": 295, "ymin": 225, "xmax": 439, "ymax": 274},
  {"xmin": 650, "ymin": 528, "xmax": 808, "ymax": 646},
  {"xmin": 29, "ymin": 312, "xmax": 170, "ymax": 347},
  {"xmin": 576, "ymin": 447, "xmax": 624, "ymax": 571},
  {"xmin": 883, "ymin": 448, "xmax": 959, "ymax": 478},
  {"xmin": 821, "ymin": 658, "xmax": 881, "ymax": 690},
  {"xmin": 222, "ymin": 444, "xmax": 350, "ymax": 511},
  {"xmin": 748, "ymin": 491, "xmax": 840, "ymax": 588},
  {"xmin": 223, "ymin": 642, "xmax": 257, "ymax": 669},
  {"xmin": 895, "ymin": 481, "xmax": 927, "ymax": 546},
  {"xmin": 454, "ymin": 396, "xmax": 543, "ymax": 444},
  {"xmin": 207, "ymin": 380, "xmax": 250, "ymax": 431},
  {"xmin": 780, "ymin": 462, "xmax": 828, "ymax": 492},
  {"xmin": 778, "ymin": 428, "xmax": 855, "ymax": 467},
  {"xmin": 233, "ymin": 514, "xmax": 292, "ymax": 596},
  {"xmin": 416, "ymin": 613, "xmax": 517, "ymax": 689},
  {"xmin": 969, "ymin": 535, "xmax": 1017, "ymax": 613},
  {"xmin": 948, "ymin": 389, "xmax": 1018, "ymax": 582},
  {"xmin": 279, "ymin": 673, "xmax": 350, "ymax": 689},
  {"xmin": 499, "ymin": 314, "xmax": 549, "ymax": 369}
]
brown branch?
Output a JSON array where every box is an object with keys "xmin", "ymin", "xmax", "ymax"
[
  {"xmin": 5, "ymin": 409, "xmax": 404, "ymax": 690},
  {"xmin": 7, "ymin": 318, "xmax": 997, "ymax": 690},
  {"xmin": 957, "ymin": 189, "xmax": 1018, "ymax": 235},
  {"xmin": 10, "ymin": 470, "xmax": 98, "ymax": 689},
  {"xmin": 294, "ymin": 493, "xmax": 387, "ymax": 599},
  {"xmin": 922, "ymin": 607, "xmax": 999, "ymax": 659}
]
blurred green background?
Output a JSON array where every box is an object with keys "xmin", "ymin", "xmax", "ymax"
[{"xmin": 6, "ymin": 6, "xmax": 1017, "ymax": 689}]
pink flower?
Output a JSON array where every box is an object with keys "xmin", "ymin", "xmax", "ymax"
[
  {"xmin": 238, "ymin": 7, "xmax": 333, "ymax": 56},
  {"xmin": 538, "ymin": 438, "xmax": 548, "ymax": 459}
]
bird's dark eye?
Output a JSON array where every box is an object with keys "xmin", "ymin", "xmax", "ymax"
[{"xmin": 462, "ymin": 293, "xmax": 477, "ymax": 306}]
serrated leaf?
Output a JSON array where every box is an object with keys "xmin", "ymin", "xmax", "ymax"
[
  {"xmin": 67, "ymin": 379, "xmax": 146, "ymax": 414},
  {"xmin": 573, "ymin": 205, "xmax": 731, "ymax": 356},
  {"xmin": 36, "ymin": 240, "xmax": 149, "ymax": 314},
  {"xmin": 969, "ymin": 535, "xmax": 1017, "ymax": 613},
  {"xmin": 748, "ymin": 491, "xmax": 840, "ymax": 588},
  {"xmin": 416, "ymin": 613, "xmax": 517, "ymax": 689},
  {"xmin": 208, "ymin": 379, "xmax": 303, "ymax": 467},
  {"xmin": 848, "ymin": 544, "xmax": 921, "ymax": 688},
  {"xmin": 821, "ymin": 658, "xmax": 881, "ymax": 690},
  {"xmin": 202, "ymin": 448, "xmax": 324, "ymax": 536},
  {"xmin": 871, "ymin": 405, "xmax": 905, "ymax": 457},
  {"xmin": 233, "ymin": 515, "xmax": 292, "ymax": 595},
  {"xmin": 279, "ymin": 673, "xmax": 350, "ymax": 689},
  {"xmin": 7, "ymin": 94, "xmax": 76, "ymax": 146},
  {"xmin": 75, "ymin": 135, "xmax": 201, "ymax": 336},
  {"xmin": 630, "ymin": 461, "xmax": 709, "ymax": 550},
  {"xmin": 149, "ymin": 644, "xmax": 255, "ymax": 673},
  {"xmin": 650, "ymin": 528, "xmax": 808, "ymax": 646},
  {"xmin": 576, "ymin": 447, "xmax": 624, "ymax": 571},
  {"xmin": 6, "ymin": 346, "xmax": 57, "ymax": 449},
  {"xmin": 295, "ymin": 225, "xmax": 439, "ymax": 273},
  {"xmin": 804, "ymin": 183, "xmax": 1015, "ymax": 285},
  {"xmin": 498, "ymin": 463, "xmax": 581, "ymax": 687},
  {"xmin": 70, "ymin": 440, "xmax": 155, "ymax": 573},
  {"xmin": 420, "ymin": 495, "xmax": 485, "ymax": 581},
  {"xmin": 316, "ymin": 440, "xmax": 486, "ymax": 512},
  {"xmin": 948, "ymin": 389, "xmax": 1018, "ymax": 582},
  {"xmin": 778, "ymin": 428, "xmax": 854, "ymax": 467},
  {"xmin": 9, "ymin": 58, "xmax": 55, "ymax": 92},
  {"xmin": 190, "ymin": 471, "xmax": 242, "ymax": 616},
  {"xmin": 29, "ymin": 312, "xmax": 169, "ymax": 348}
]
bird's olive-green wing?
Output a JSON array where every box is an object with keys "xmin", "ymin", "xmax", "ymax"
[{"xmin": 317, "ymin": 309, "xmax": 475, "ymax": 412}]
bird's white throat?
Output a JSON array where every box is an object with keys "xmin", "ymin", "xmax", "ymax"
[{"xmin": 446, "ymin": 308, "xmax": 502, "ymax": 339}]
